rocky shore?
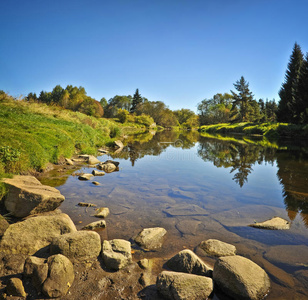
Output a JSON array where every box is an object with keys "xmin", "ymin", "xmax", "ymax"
[{"xmin": 0, "ymin": 149, "xmax": 297, "ymax": 299}]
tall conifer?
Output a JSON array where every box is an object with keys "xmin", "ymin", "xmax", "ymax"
[
  {"xmin": 277, "ymin": 43, "xmax": 303, "ymax": 122},
  {"xmin": 130, "ymin": 89, "xmax": 142, "ymax": 113}
]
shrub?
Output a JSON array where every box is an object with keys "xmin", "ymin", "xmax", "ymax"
[{"xmin": 135, "ymin": 114, "xmax": 154, "ymax": 126}]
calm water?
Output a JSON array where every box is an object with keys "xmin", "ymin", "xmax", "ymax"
[{"xmin": 40, "ymin": 130, "xmax": 308, "ymax": 299}]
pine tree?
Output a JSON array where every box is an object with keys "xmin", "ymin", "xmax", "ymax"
[
  {"xmin": 130, "ymin": 89, "xmax": 143, "ymax": 113},
  {"xmin": 277, "ymin": 42, "xmax": 304, "ymax": 123},
  {"xmin": 295, "ymin": 52, "xmax": 308, "ymax": 123},
  {"xmin": 230, "ymin": 76, "xmax": 255, "ymax": 122}
]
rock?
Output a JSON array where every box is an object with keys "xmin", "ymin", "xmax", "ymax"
[
  {"xmin": 92, "ymin": 181, "xmax": 100, "ymax": 185},
  {"xmin": 198, "ymin": 239, "xmax": 237, "ymax": 257},
  {"xmin": 97, "ymin": 163, "xmax": 117, "ymax": 173},
  {"xmin": 213, "ymin": 255, "xmax": 270, "ymax": 300},
  {"xmin": 50, "ymin": 231, "xmax": 101, "ymax": 260},
  {"xmin": 6, "ymin": 277, "xmax": 27, "ymax": 297},
  {"xmin": 114, "ymin": 140, "xmax": 124, "ymax": 149},
  {"xmin": 78, "ymin": 202, "xmax": 97, "ymax": 207},
  {"xmin": 87, "ymin": 155, "xmax": 100, "ymax": 165},
  {"xmin": 78, "ymin": 173, "xmax": 93, "ymax": 180},
  {"xmin": 0, "ymin": 213, "xmax": 77, "ymax": 255},
  {"xmin": 249, "ymin": 217, "xmax": 290, "ymax": 230},
  {"xmin": 82, "ymin": 220, "xmax": 106, "ymax": 230},
  {"xmin": 167, "ymin": 249, "xmax": 212, "ymax": 277},
  {"xmin": 98, "ymin": 149, "xmax": 108, "ymax": 154},
  {"xmin": 105, "ymin": 160, "xmax": 120, "ymax": 167},
  {"xmin": 65, "ymin": 158, "xmax": 74, "ymax": 165},
  {"xmin": 94, "ymin": 207, "xmax": 110, "ymax": 218},
  {"xmin": 163, "ymin": 204, "xmax": 208, "ymax": 216},
  {"xmin": 42, "ymin": 254, "xmax": 74, "ymax": 298},
  {"xmin": 92, "ymin": 170, "xmax": 105, "ymax": 176},
  {"xmin": 0, "ymin": 253, "xmax": 27, "ymax": 275},
  {"xmin": 102, "ymin": 239, "xmax": 132, "ymax": 270},
  {"xmin": 0, "ymin": 214, "xmax": 9, "ymax": 237},
  {"xmin": 3, "ymin": 175, "xmax": 65, "ymax": 218},
  {"xmin": 264, "ymin": 245, "xmax": 308, "ymax": 268},
  {"xmin": 175, "ymin": 219, "xmax": 201, "ymax": 236},
  {"xmin": 138, "ymin": 258, "xmax": 151, "ymax": 270},
  {"xmin": 156, "ymin": 271, "xmax": 213, "ymax": 300},
  {"xmin": 24, "ymin": 256, "xmax": 48, "ymax": 291},
  {"xmin": 134, "ymin": 227, "xmax": 167, "ymax": 250},
  {"xmin": 295, "ymin": 270, "xmax": 308, "ymax": 289}
]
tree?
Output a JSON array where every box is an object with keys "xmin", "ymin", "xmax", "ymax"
[
  {"xmin": 278, "ymin": 42, "xmax": 304, "ymax": 123},
  {"xmin": 130, "ymin": 89, "xmax": 143, "ymax": 113},
  {"xmin": 174, "ymin": 109, "xmax": 196, "ymax": 124},
  {"xmin": 100, "ymin": 97, "xmax": 107, "ymax": 109},
  {"xmin": 230, "ymin": 76, "xmax": 255, "ymax": 122},
  {"xmin": 295, "ymin": 52, "xmax": 308, "ymax": 123}
]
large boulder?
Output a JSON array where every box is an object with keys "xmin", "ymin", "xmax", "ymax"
[
  {"xmin": 134, "ymin": 227, "xmax": 167, "ymax": 250},
  {"xmin": 42, "ymin": 254, "xmax": 74, "ymax": 298},
  {"xmin": 3, "ymin": 176, "xmax": 65, "ymax": 218},
  {"xmin": 102, "ymin": 239, "xmax": 132, "ymax": 270},
  {"xmin": 156, "ymin": 271, "xmax": 213, "ymax": 300},
  {"xmin": 167, "ymin": 249, "xmax": 212, "ymax": 277},
  {"xmin": 50, "ymin": 231, "xmax": 101, "ymax": 260},
  {"xmin": 213, "ymin": 255, "xmax": 270, "ymax": 300},
  {"xmin": 0, "ymin": 213, "xmax": 76, "ymax": 255},
  {"xmin": 198, "ymin": 239, "xmax": 237, "ymax": 257}
]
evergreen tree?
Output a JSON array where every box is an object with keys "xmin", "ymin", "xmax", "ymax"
[
  {"xmin": 277, "ymin": 42, "xmax": 304, "ymax": 123},
  {"xmin": 230, "ymin": 76, "xmax": 255, "ymax": 122},
  {"xmin": 295, "ymin": 52, "xmax": 308, "ymax": 123},
  {"xmin": 130, "ymin": 88, "xmax": 143, "ymax": 113}
]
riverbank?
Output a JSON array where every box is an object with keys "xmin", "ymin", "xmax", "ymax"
[{"xmin": 199, "ymin": 122, "xmax": 308, "ymax": 138}]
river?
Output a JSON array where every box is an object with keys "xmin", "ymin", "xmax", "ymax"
[{"xmin": 39, "ymin": 130, "xmax": 308, "ymax": 299}]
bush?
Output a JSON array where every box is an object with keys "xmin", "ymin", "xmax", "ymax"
[
  {"xmin": 117, "ymin": 109, "xmax": 130, "ymax": 123},
  {"xmin": 135, "ymin": 114, "xmax": 154, "ymax": 127}
]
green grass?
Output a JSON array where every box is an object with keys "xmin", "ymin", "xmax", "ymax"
[
  {"xmin": 0, "ymin": 97, "xmax": 123, "ymax": 175},
  {"xmin": 199, "ymin": 122, "xmax": 308, "ymax": 139}
]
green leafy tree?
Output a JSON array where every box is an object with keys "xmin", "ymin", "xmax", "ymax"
[
  {"xmin": 230, "ymin": 76, "xmax": 255, "ymax": 122},
  {"xmin": 100, "ymin": 97, "xmax": 107, "ymax": 109},
  {"xmin": 130, "ymin": 89, "xmax": 143, "ymax": 113},
  {"xmin": 295, "ymin": 52, "xmax": 308, "ymax": 123},
  {"xmin": 278, "ymin": 42, "xmax": 304, "ymax": 123},
  {"xmin": 174, "ymin": 109, "xmax": 196, "ymax": 124},
  {"xmin": 117, "ymin": 108, "xmax": 130, "ymax": 123}
]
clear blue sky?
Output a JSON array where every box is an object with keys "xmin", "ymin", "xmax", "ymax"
[{"xmin": 1, "ymin": 0, "xmax": 308, "ymax": 111}]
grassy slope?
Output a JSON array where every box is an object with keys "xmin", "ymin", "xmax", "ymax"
[
  {"xmin": 0, "ymin": 97, "xmax": 123, "ymax": 175},
  {"xmin": 199, "ymin": 122, "xmax": 308, "ymax": 138}
]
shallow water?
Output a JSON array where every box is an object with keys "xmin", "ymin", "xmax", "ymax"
[{"xmin": 40, "ymin": 130, "xmax": 308, "ymax": 299}]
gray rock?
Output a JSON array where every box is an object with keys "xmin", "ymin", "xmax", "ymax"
[
  {"xmin": 213, "ymin": 255, "xmax": 270, "ymax": 300},
  {"xmin": 94, "ymin": 207, "xmax": 110, "ymax": 218},
  {"xmin": 24, "ymin": 256, "xmax": 48, "ymax": 292},
  {"xmin": 198, "ymin": 239, "xmax": 236, "ymax": 257},
  {"xmin": 6, "ymin": 277, "xmax": 27, "ymax": 297},
  {"xmin": 134, "ymin": 227, "xmax": 167, "ymax": 250},
  {"xmin": 50, "ymin": 231, "xmax": 101, "ymax": 260},
  {"xmin": 114, "ymin": 140, "xmax": 124, "ymax": 149},
  {"xmin": 102, "ymin": 239, "xmax": 132, "ymax": 270},
  {"xmin": 97, "ymin": 163, "xmax": 117, "ymax": 173},
  {"xmin": 87, "ymin": 155, "xmax": 100, "ymax": 165},
  {"xmin": 92, "ymin": 170, "xmax": 105, "ymax": 176},
  {"xmin": 249, "ymin": 217, "xmax": 290, "ymax": 230},
  {"xmin": 3, "ymin": 175, "xmax": 65, "ymax": 218},
  {"xmin": 82, "ymin": 220, "xmax": 106, "ymax": 230},
  {"xmin": 156, "ymin": 271, "xmax": 213, "ymax": 300},
  {"xmin": 0, "ymin": 213, "xmax": 76, "ymax": 255},
  {"xmin": 65, "ymin": 158, "xmax": 74, "ymax": 165},
  {"xmin": 42, "ymin": 254, "xmax": 74, "ymax": 298},
  {"xmin": 78, "ymin": 173, "xmax": 94, "ymax": 180},
  {"xmin": 167, "ymin": 249, "xmax": 212, "ymax": 277}
]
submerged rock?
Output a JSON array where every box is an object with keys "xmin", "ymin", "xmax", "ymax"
[
  {"xmin": 213, "ymin": 255, "xmax": 270, "ymax": 300},
  {"xmin": 50, "ymin": 231, "xmax": 101, "ymax": 260},
  {"xmin": 249, "ymin": 217, "xmax": 290, "ymax": 230},
  {"xmin": 42, "ymin": 254, "xmax": 74, "ymax": 298},
  {"xmin": 163, "ymin": 204, "xmax": 208, "ymax": 217},
  {"xmin": 167, "ymin": 249, "xmax": 212, "ymax": 277},
  {"xmin": 102, "ymin": 239, "xmax": 132, "ymax": 270},
  {"xmin": 198, "ymin": 239, "xmax": 237, "ymax": 257},
  {"xmin": 0, "ymin": 213, "xmax": 76, "ymax": 255},
  {"xmin": 94, "ymin": 207, "xmax": 110, "ymax": 218},
  {"xmin": 3, "ymin": 175, "xmax": 65, "ymax": 218},
  {"xmin": 134, "ymin": 227, "xmax": 167, "ymax": 250},
  {"xmin": 78, "ymin": 202, "xmax": 97, "ymax": 207},
  {"xmin": 156, "ymin": 271, "xmax": 213, "ymax": 300},
  {"xmin": 82, "ymin": 220, "xmax": 106, "ymax": 230}
]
